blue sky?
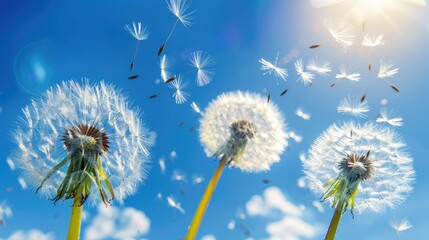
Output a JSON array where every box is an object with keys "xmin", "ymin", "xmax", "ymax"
[{"xmin": 1, "ymin": 0, "xmax": 429, "ymax": 239}]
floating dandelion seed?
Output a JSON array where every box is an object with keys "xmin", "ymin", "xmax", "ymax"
[
  {"xmin": 192, "ymin": 175, "xmax": 204, "ymax": 184},
  {"xmin": 125, "ymin": 22, "xmax": 149, "ymax": 71},
  {"xmin": 18, "ymin": 177, "xmax": 27, "ymax": 190},
  {"xmin": 171, "ymin": 170, "xmax": 187, "ymax": 182},
  {"xmin": 337, "ymin": 95, "xmax": 369, "ymax": 118},
  {"xmin": 160, "ymin": 55, "xmax": 173, "ymax": 82},
  {"xmin": 9, "ymin": 80, "xmax": 151, "ymax": 239},
  {"xmin": 158, "ymin": 0, "xmax": 195, "ymax": 56},
  {"xmin": 306, "ymin": 57, "xmax": 331, "ymax": 76},
  {"xmin": 259, "ymin": 52, "xmax": 288, "ymax": 82},
  {"xmin": 303, "ymin": 121, "xmax": 415, "ymax": 239},
  {"xmin": 188, "ymin": 51, "xmax": 216, "ymax": 86},
  {"xmin": 377, "ymin": 60, "xmax": 400, "ymax": 93},
  {"xmin": 324, "ymin": 18, "xmax": 355, "ymax": 51},
  {"xmin": 390, "ymin": 218, "xmax": 412, "ymax": 233},
  {"xmin": 168, "ymin": 75, "xmax": 190, "ymax": 104},
  {"xmin": 287, "ymin": 130, "xmax": 303, "ymax": 143},
  {"xmin": 190, "ymin": 101, "xmax": 202, "ymax": 115},
  {"xmin": 362, "ymin": 34, "xmax": 385, "ymax": 47},
  {"xmin": 376, "ymin": 108, "xmax": 403, "ymax": 127},
  {"xmin": 0, "ymin": 201, "xmax": 12, "ymax": 226},
  {"xmin": 186, "ymin": 91, "xmax": 288, "ymax": 238},
  {"xmin": 227, "ymin": 219, "xmax": 236, "ymax": 230},
  {"xmin": 331, "ymin": 66, "xmax": 361, "ymax": 87},
  {"xmin": 295, "ymin": 58, "xmax": 315, "ymax": 86},
  {"xmin": 159, "ymin": 157, "xmax": 166, "ymax": 175},
  {"xmin": 167, "ymin": 196, "xmax": 186, "ymax": 214},
  {"xmin": 6, "ymin": 158, "xmax": 15, "ymax": 171},
  {"xmin": 295, "ymin": 108, "xmax": 311, "ymax": 120}
]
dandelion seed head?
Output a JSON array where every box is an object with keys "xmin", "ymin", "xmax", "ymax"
[
  {"xmin": 188, "ymin": 51, "xmax": 215, "ymax": 86},
  {"xmin": 199, "ymin": 91, "xmax": 288, "ymax": 172},
  {"xmin": 9, "ymin": 80, "xmax": 151, "ymax": 205},
  {"xmin": 168, "ymin": 76, "xmax": 190, "ymax": 104},
  {"xmin": 190, "ymin": 101, "xmax": 202, "ymax": 115},
  {"xmin": 304, "ymin": 121, "xmax": 415, "ymax": 214},
  {"xmin": 167, "ymin": 196, "xmax": 186, "ymax": 214},
  {"xmin": 337, "ymin": 95, "xmax": 369, "ymax": 118},
  {"xmin": 295, "ymin": 58, "xmax": 314, "ymax": 86},
  {"xmin": 125, "ymin": 22, "xmax": 149, "ymax": 41},
  {"xmin": 167, "ymin": 0, "xmax": 195, "ymax": 27}
]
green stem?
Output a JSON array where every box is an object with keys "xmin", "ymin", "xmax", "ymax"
[
  {"xmin": 185, "ymin": 155, "xmax": 227, "ymax": 240},
  {"xmin": 325, "ymin": 207, "xmax": 342, "ymax": 240},
  {"xmin": 67, "ymin": 193, "xmax": 83, "ymax": 240}
]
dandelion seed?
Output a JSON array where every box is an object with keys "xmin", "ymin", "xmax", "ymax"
[
  {"xmin": 313, "ymin": 201, "xmax": 325, "ymax": 213},
  {"xmin": 18, "ymin": 177, "xmax": 27, "ymax": 190},
  {"xmin": 378, "ymin": 60, "xmax": 399, "ymax": 79},
  {"xmin": 227, "ymin": 219, "xmax": 236, "ymax": 230},
  {"xmin": 187, "ymin": 91, "xmax": 288, "ymax": 238},
  {"xmin": 125, "ymin": 22, "xmax": 149, "ymax": 70},
  {"xmin": 306, "ymin": 57, "xmax": 331, "ymax": 76},
  {"xmin": 362, "ymin": 34, "xmax": 385, "ymax": 47},
  {"xmin": 299, "ymin": 153, "xmax": 307, "ymax": 162},
  {"xmin": 158, "ymin": 0, "xmax": 195, "ymax": 56},
  {"xmin": 390, "ymin": 218, "xmax": 412, "ymax": 233},
  {"xmin": 295, "ymin": 108, "xmax": 311, "ymax": 120},
  {"xmin": 380, "ymin": 99, "xmax": 388, "ymax": 105},
  {"xmin": 167, "ymin": 196, "xmax": 186, "ymax": 214},
  {"xmin": 280, "ymin": 88, "xmax": 289, "ymax": 96},
  {"xmin": 170, "ymin": 150, "xmax": 177, "ymax": 161},
  {"xmin": 159, "ymin": 157, "xmax": 166, "ymax": 175},
  {"xmin": 259, "ymin": 52, "xmax": 288, "ymax": 82},
  {"xmin": 376, "ymin": 108, "xmax": 403, "ymax": 127},
  {"xmin": 190, "ymin": 101, "xmax": 202, "ymax": 114},
  {"xmin": 337, "ymin": 95, "xmax": 369, "ymax": 118},
  {"xmin": 149, "ymin": 94, "xmax": 158, "ymax": 99},
  {"xmin": 0, "ymin": 201, "xmax": 12, "ymax": 226},
  {"xmin": 6, "ymin": 158, "xmax": 15, "ymax": 171},
  {"xmin": 128, "ymin": 75, "xmax": 139, "ymax": 80},
  {"xmin": 171, "ymin": 170, "xmax": 187, "ymax": 182},
  {"xmin": 8, "ymin": 80, "xmax": 151, "ymax": 237},
  {"xmin": 192, "ymin": 175, "xmax": 204, "ymax": 184},
  {"xmin": 168, "ymin": 75, "xmax": 190, "ymax": 104},
  {"xmin": 160, "ymin": 55, "xmax": 173, "ymax": 82},
  {"xmin": 156, "ymin": 192, "xmax": 163, "ymax": 200},
  {"xmin": 303, "ymin": 121, "xmax": 415, "ymax": 239},
  {"xmin": 324, "ymin": 18, "xmax": 355, "ymax": 51},
  {"xmin": 295, "ymin": 58, "xmax": 314, "ymax": 86},
  {"xmin": 297, "ymin": 177, "xmax": 306, "ymax": 188},
  {"xmin": 188, "ymin": 51, "xmax": 215, "ymax": 86}
]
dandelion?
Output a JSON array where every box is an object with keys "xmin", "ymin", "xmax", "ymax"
[
  {"xmin": 171, "ymin": 170, "xmax": 187, "ymax": 182},
  {"xmin": 331, "ymin": 66, "xmax": 360, "ymax": 87},
  {"xmin": 362, "ymin": 34, "xmax": 385, "ymax": 47},
  {"xmin": 188, "ymin": 51, "xmax": 216, "ymax": 86},
  {"xmin": 259, "ymin": 52, "xmax": 288, "ymax": 82},
  {"xmin": 376, "ymin": 108, "xmax": 403, "ymax": 127},
  {"xmin": 186, "ymin": 91, "xmax": 288, "ymax": 239},
  {"xmin": 168, "ymin": 76, "xmax": 190, "ymax": 104},
  {"xmin": 337, "ymin": 95, "xmax": 369, "ymax": 118},
  {"xmin": 303, "ymin": 121, "xmax": 414, "ymax": 239},
  {"xmin": 324, "ymin": 18, "xmax": 355, "ymax": 51},
  {"xmin": 158, "ymin": 0, "xmax": 195, "ymax": 56},
  {"xmin": 167, "ymin": 196, "xmax": 186, "ymax": 214},
  {"xmin": 9, "ymin": 80, "xmax": 151, "ymax": 239},
  {"xmin": 160, "ymin": 55, "xmax": 173, "ymax": 83},
  {"xmin": 192, "ymin": 175, "xmax": 204, "ymax": 184},
  {"xmin": 306, "ymin": 57, "xmax": 331, "ymax": 76},
  {"xmin": 0, "ymin": 201, "xmax": 12, "ymax": 226},
  {"xmin": 125, "ymin": 22, "xmax": 149, "ymax": 71},
  {"xmin": 159, "ymin": 157, "xmax": 166, "ymax": 175},
  {"xmin": 377, "ymin": 60, "xmax": 400, "ymax": 93},
  {"xmin": 295, "ymin": 108, "xmax": 311, "ymax": 120},
  {"xmin": 390, "ymin": 217, "xmax": 412, "ymax": 233},
  {"xmin": 190, "ymin": 101, "xmax": 202, "ymax": 115},
  {"xmin": 295, "ymin": 58, "xmax": 315, "ymax": 86}
]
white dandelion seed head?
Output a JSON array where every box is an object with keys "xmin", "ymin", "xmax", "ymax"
[
  {"xmin": 306, "ymin": 57, "xmax": 331, "ymax": 76},
  {"xmin": 124, "ymin": 21, "xmax": 149, "ymax": 41},
  {"xmin": 295, "ymin": 58, "xmax": 314, "ymax": 86},
  {"xmin": 167, "ymin": 0, "xmax": 195, "ymax": 27},
  {"xmin": 362, "ymin": 34, "xmax": 385, "ymax": 47},
  {"xmin": 199, "ymin": 91, "xmax": 288, "ymax": 172},
  {"xmin": 337, "ymin": 95, "xmax": 369, "ymax": 118},
  {"xmin": 9, "ymin": 80, "xmax": 151, "ymax": 205},
  {"xmin": 188, "ymin": 51, "xmax": 216, "ymax": 86},
  {"xmin": 378, "ymin": 60, "xmax": 399, "ymax": 79},
  {"xmin": 259, "ymin": 52, "xmax": 288, "ymax": 82},
  {"xmin": 168, "ymin": 76, "xmax": 190, "ymax": 104},
  {"xmin": 336, "ymin": 66, "xmax": 361, "ymax": 82},
  {"xmin": 303, "ymin": 121, "xmax": 415, "ymax": 214},
  {"xmin": 324, "ymin": 17, "xmax": 355, "ymax": 51},
  {"xmin": 376, "ymin": 107, "xmax": 403, "ymax": 127}
]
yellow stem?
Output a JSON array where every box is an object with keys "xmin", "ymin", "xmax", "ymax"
[
  {"xmin": 67, "ymin": 196, "xmax": 83, "ymax": 240},
  {"xmin": 325, "ymin": 208, "xmax": 342, "ymax": 240},
  {"xmin": 185, "ymin": 155, "xmax": 227, "ymax": 240}
]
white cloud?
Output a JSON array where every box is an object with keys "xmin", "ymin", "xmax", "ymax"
[
  {"xmin": 245, "ymin": 186, "xmax": 320, "ymax": 240},
  {"xmin": 84, "ymin": 204, "xmax": 150, "ymax": 240},
  {"xmin": 200, "ymin": 234, "xmax": 216, "ymax": 240},
  {"xmin": 2, "ymin": 229, "xmax": 54, "ymax": 240}
]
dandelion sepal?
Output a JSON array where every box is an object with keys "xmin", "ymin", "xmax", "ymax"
[{"xmin": 186, "ymin": 155, "xmax": 227, "ymax": 240}]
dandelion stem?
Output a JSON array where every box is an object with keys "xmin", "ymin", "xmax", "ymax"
[
  {"xmin": 67, "ymin": 193, "xmax": 83, "ymax": 240},
  {"xmin": 185, "ymin": 155, "xmax": 227, "ymax": 240},
  {"xmin": 325, "ymin": 207, "xmax": 342, "ymax": 240}
]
